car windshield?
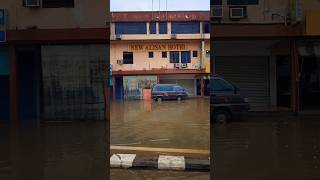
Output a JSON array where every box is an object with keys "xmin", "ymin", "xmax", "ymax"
[{"xmin": 211, "ymin": 79, "xmax": 234, "ymax": 91}]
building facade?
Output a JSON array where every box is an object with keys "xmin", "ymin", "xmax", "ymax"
[
  {"xmin": 0, "ymin": 0, "xmax": 108, "ymax": 122},
  {"xmin": 110, "ymin": 11, "xmax": 210, "ymax": 100},
  {"xmin": 211, "ymin": 0, "xmax": 320, "ymax": 112}
]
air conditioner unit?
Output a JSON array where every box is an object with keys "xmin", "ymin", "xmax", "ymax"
[
  {"xmin": 174, "ymin": 63, "xmax": 180, "ymax": 69},
  {"xmin": 229, "ymin": 7, "xmax": 245, "ymax": 19},
  {"xmin": 117, "ymin": 59, "xmax": 123, "ymax": 65},
  {"xmin": 25, "ymin": 0, "xmax": 40, "ymax": 7},
  {"xmin": 211, "ymin": 5, "xmax": 223, "ymax": 18},
  {"xmin": 171, "ymin": 34, "xmax": 177, "ymax": 39},
  {"xmin": 115, "ymin": 34, "xmax": 122, "ymax": 40},
  {"xmin": 181, "ymin": 63, "xmax": 188, "ymax": 68}
]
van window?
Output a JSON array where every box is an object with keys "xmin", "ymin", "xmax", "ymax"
[
  {"xmin": 164, "ymin": 86, "xmax": 174, "ymax": 91},
  {"xmin": 212, "ymin": 79, "xmax": 234, "ymax": 91},
  {"xmin": 174, "ymin": 86, "xmax": 184, "ymax": 91}
]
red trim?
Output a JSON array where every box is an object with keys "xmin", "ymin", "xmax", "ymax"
[
  {"xmin": 112, "ymin": 69, "xmax": 208, "ymax": 76},
  {"xmin": 111, "ymin": 11, "xmax": 210, "ymax": 22},
  {"xmin": 212, "ymin": 24, "xmax": 303, "ymax": 40},
  {"xmin": 7, "ymin": 28, "xmax": 109, "ymax": 44}
]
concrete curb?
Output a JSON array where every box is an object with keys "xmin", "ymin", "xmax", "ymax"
[{"xmin": 110, "ymin": 154, "xmax": 210, "ymax": 171}]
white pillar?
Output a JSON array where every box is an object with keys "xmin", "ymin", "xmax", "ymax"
[
  {"xmin": 156, "ymin": 22, "xmax": 159, "ymax": 34},
  {"xmin": 147, "ymin": 22, "xmax": 150, "ymax": 35}
]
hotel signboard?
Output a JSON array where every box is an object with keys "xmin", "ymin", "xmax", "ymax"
[{"xmin": 129, "ymin": 43, "xmax": 188, "ymax": 52}]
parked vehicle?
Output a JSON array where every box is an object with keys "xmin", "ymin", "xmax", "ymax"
[
  {"xmin": 210, "ymin": 76, "xmax": 250, "ymax": 123},
  {"xmin": 152, "ymin": 84, "xmax": 188, "ymax": 101}
]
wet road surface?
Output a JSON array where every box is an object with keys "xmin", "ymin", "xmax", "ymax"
[
  {"xmin": 110, "ymin": 98, "xmax": 210, "ymax": 150},
  {"xmin": 213, "ymin": 114, "xmax": 320, "ymax": 180},
  {"xmin": 0, "ymin": 122, "xmax": 106, "ymax": 180},
  {"xmin": 110, "ymin": 169, "xmax": 209, "ymax": 180}
]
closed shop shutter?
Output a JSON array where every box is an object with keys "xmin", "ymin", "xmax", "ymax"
[
  {"xmin": 41, "ymin": 45, "xmax": 108, "ymax": 121},
  {"xmin": 215, "ymin": 57, "xmax": 270, "ymax": 107}
]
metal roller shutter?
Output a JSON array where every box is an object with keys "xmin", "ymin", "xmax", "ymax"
[
  {"xmin": 41, "ymin": 45, "xmax": 107, "ymax": 121},
  {"xmin": 215, "ymin": 57, "xmax": 270, "ymax": 108}
]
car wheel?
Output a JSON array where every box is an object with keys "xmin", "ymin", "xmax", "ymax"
[
  {"xmin": 177, "ymin": 96, "xmax": 182, "ymax": 101},
  {"xmin": 213, "ymin": 110, "xmax": 231, "ymax": 124},
  {"xmin": 157, "ymin": 97, "xmax": 162, "ymax": 102}
]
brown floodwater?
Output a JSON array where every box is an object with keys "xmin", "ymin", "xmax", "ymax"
[
  {"xmin": 110, "ymin": 98, "xmax": 210, "ymax": 150},
  {"xmin": 213, "ymin": 114, "xmax": 320, "ymax": 180},
  {"xmin": 0, "ymin": 122, "xmax": 106, "ymax": 180},
  {"xmin": 110, "ymin": 169, "xmax": 210, "ymax": 180}
]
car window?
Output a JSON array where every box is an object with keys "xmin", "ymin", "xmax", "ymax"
[
  {"xmin": 154, "ymin": 86, "xmax": 160, "ymax": 91},
  {"xmin": 174, "ymin": 86, "xmax": 184, "ymax": 91},
  {"xmin": 212, "ymin": 79, "xmax": 234, "ymax": 91},
  {"xmin": 164, "ymin": 86, "xmax": 174, "ymax": 91}
]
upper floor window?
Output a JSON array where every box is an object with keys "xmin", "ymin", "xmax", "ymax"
[
  {"xmin": 159, "ymin": 22, "xmax": 167, "ymax": 34},
  {"xmin": 203, "ymin": 22, "xmax": 210, "ymax": 33},
  {"xmin": 211, "ymin": 0, "xmax": 222, "ymax": 5},
  {"xmin": 171, "ymin": 22, "xmax": 200, "ymax": 34},
  {"xmin": 123, "ymin": 52, "xmax": 133, "ymax": 64},
  {"xmin": 162, "ymin": 51, "xmax": 167, "ymax": 58},
  {"xmin": 193, "ymin": 51, "xmax": 198, "ymax": 57},
  {"xmin": 227, "ymin": 0, "xmax": 258, "ymax": 5},
  {"xmin": 148, "ymin": 52, "xmax": 154, "ymax": 58},
  {"xmin": 181, "ymin": 51, "xmax": 191, "ymax": 63},
  {"xmin": 149, "ymin": 22, "xmax": 156, "ymax": 34},
  {"xmin": 115, "ymin": 22, "xmax": 147, "ymax": 35},
  {"xmin": 169, "ymin": 51, "xmax": 180, "ymax": 63},
  {"xmin": 42, "ymin": 0, "xmax": 74, "ymax": 8}
]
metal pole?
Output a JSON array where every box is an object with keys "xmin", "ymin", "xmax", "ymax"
[{"xmin": 159, "ymin": 0, "xmax": 161, "ymax": 20}]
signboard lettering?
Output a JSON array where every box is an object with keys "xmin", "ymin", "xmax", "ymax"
[{"xmin": 129, "ymin": 44, "xmax": 188, "ymax": 52}]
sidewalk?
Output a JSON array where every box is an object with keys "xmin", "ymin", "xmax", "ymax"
[
  {"xmin": 110, "ymin": 154, "xmax": 210, "ymax": 171},
  {"xmin": 110, "ymin": 146, "xmax": 210, "ymax": 171}
]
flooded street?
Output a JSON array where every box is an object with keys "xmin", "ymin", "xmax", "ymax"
[
  {"xmin": 213, "ymin": 114, "xmax": 320, "ymax": 180},
  {"xmin": 111, "ymin": 98, "xmax": 210, "ymax": 150},
  {"xmin": 0, "ymin": 122, "xmax": 106, "ymax": 180},
  {"xmin": 110, "ymin": 169, "xmax": 210, "ymax": 180}
]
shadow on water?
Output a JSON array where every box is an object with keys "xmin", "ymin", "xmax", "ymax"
[
  {"xmin": 0, "ymin": 121, "xmax": 106, "ymax": 180},
  {"xmin": 213, "ymin": 114, "xmax": 320, "ymax": 180}
]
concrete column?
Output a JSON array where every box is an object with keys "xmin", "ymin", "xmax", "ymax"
[
  {"xmin": 9, "ymin": 44, "xmax": 18, "ymax": 126},
  {"xmin": 194, "ymin": 78, "xmax": 197, "ymax": 96},
  {"xmin": 147, "ymin": 22, "xmax": 150, "ymax": 35},
  {"xmin": 201, "ymin": 40, "xmax": 205, "ymax": 69},
  {"xmin": 156, "ymin": 22, "xmax": 159, "ymax": 34},
  {"xmin": 168, "ymin": 22, "xmax": 172, "ymax": 35},
  {"xmin": 269, "ymin": 56, "xmax": 277, "ymax": 107},
  {"xmin": 111, "ymin": 23, "xmax": 116, "ymax": 35},
  {"xmin": 290, "ymin": 40, "xmax": 299, "ymax": 113},
  {"xmin": 200, "ymin": 22, "xmax": 203, "ymax": 35},
  {"xmin": 200, "ymin": 75, "xmax": 204, "ymax": 97},
  {"xmin": 113, "ymin": 76, "xmax": 116, "ymax": 100}
]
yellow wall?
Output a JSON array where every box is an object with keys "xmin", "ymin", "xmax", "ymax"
[
  {"xmin": 111, "ymin": 41, "xmax": 210, "ymax": 71},
  {"xmin": 306, "ymin": 10, "xmax": 320, "ymax": 36},
  {"xmin": 0, "ymin": 0, "xmax": 108, "ymax": 29}
]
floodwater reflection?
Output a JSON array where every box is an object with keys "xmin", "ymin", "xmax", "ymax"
[
  {"xmin": 213, "ymin": 114, "xmax": 320, "ymax": 180},
  {"xmin": 0, "ymin": 122, "xmax": 106, "ymax": 180}
]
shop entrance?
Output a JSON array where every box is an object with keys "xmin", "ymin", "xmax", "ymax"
[
  {"xmin": 16, "ymin": 47, "xmax": 42, "ymax": 123},
  {"xmin": 299, "ymin": 57, "xmax": 320, "ymax": 110},
  {"xmin": 276, "ymin": 56, "xmax": 291, "ymax": 108}
]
